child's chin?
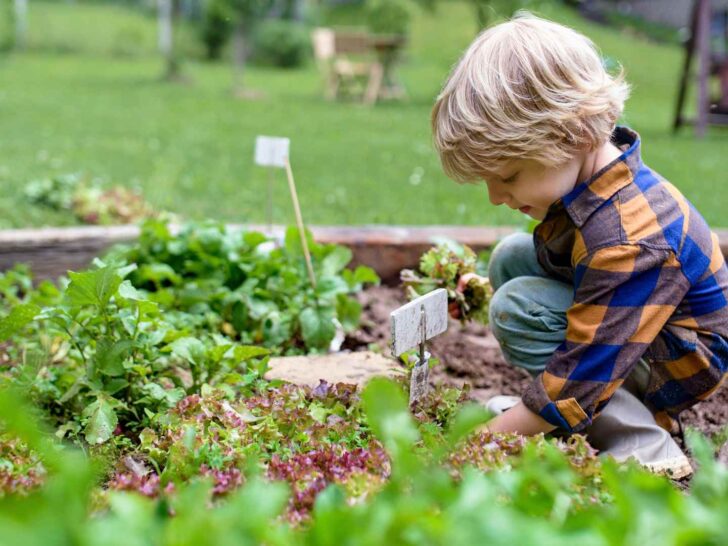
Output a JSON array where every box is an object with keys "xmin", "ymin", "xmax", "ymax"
[{"xmin": 526, "ymin": 208, "xmax": 546, "ymax": 220}]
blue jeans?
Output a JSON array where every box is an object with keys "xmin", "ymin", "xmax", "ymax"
[{"xmin": 488, "ymin": 232, "xmax": 573, "ymax": 375}]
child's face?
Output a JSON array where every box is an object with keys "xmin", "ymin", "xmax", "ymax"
[{"xmin": 480, "ymin": 156, "xmax": 583, "ymax": 220}]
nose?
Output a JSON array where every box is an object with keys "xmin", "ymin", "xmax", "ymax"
[{"xmin": 485, "ymin": 180, "xmax": 511, "ymax": 207}]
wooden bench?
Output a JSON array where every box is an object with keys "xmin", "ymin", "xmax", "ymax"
[{"xmin": 311, "ymin": 27, "xmax": 385, "ymax": 105}]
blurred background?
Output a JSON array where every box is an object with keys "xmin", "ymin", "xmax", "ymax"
[{"xmin": 0, "ymin": 0, "xmax": 726, "ymax": 229}]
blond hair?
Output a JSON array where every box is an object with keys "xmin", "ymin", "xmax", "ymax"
[{"xmin": 432, "ymin": 12, "xmax": 630, "ymax": 183}]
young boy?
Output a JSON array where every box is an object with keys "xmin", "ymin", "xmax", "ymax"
[{"xmin": 431, "ymin": 13, "xmax": 728, "ymax": 478}]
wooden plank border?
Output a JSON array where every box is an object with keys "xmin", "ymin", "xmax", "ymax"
[{"xmin": 1, "ymin": 224, "xmax": 727, "ymax": 283}]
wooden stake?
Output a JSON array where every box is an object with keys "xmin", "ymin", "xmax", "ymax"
[
  {"xmin": 266, "ymin": 168, "xmax": 274, "ymax": 237},
  {"xmin": 284, "ymin": 157, "xmax": 316, "ymax": 289}
]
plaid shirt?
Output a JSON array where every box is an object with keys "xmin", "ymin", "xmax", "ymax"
[{"xmin": 522, "ymin": 127, "xmax": 728, "ymax": 433}]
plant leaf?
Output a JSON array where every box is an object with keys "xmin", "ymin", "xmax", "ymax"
[
  {"xmin": 96, "ymin": 339, "xmax": 133, "ymax": 377},
  {"xmin": 142, "ymin": 383, "xmax": 185, "ymax": 407},
  {"xmin": 104, "ymin": 378, "xmax": 130, "ymax": 396},
  {"xmin": 321, "ymin": 246, "xmax": 352, "ymax": 276},
  {"xmin": 117, "ymin": 280, "xmax": 144, "ymax": 301},
  {"xmin": 137, "ymin": 263, "xmax": 182, "ymax": 285},
  {"xmin": 446, "ymin": 403, "xmax": 491, "ymax": 448},
  {"xmin": 0, "ymin": 303, "xmax": 40, "ymax": 340},
  {"xmin": 336, "ymin": 294, "xmax": 362, "ymax": 333},
  {"xmin": 343, "ymin": 266, "xmax": 380, "ymax": 290},
  {"xmin": 169, "ymin": 337, "xmax": 206, "ymax": 367},
  {"xmin": 83, "ymin": 396, "xmax": 118, "ymax": 444},
  {"xmin": 284, "ymin": 226, "xmax": 315, "ymax": 259},
  {"xmin": 362, "ymin": 378, "xmax": 420, "ymax": 475},
  {"xmin": 234, "ymin": 345, "xmax": 271, "ymax": 360},
  {"xmin": 299, "ymin": 307, "xmax": 336, "ymax": 350},
  {"xmin": 65, "ymin": 267, "xmax": 122, "ymax": 308}
]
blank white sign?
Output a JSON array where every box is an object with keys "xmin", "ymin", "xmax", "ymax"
[
  {"xmin": 390, "ymin": 289, "xmax": 448, "ymax": 357},
  {"xmin": 254, "ymin": 136, "xmax": 290, "ymax": 168}
]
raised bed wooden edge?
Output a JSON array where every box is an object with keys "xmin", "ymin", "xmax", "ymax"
[{"xmin": 2, "ymin": 224, "xmax": 728, "ymax": 283}]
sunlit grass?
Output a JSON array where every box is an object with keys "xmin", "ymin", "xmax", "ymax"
[{"xmin": 0, "ymin": 0, "xmax": 725, "ymax": 228}]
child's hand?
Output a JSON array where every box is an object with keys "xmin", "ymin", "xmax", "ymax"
[
  {"xmin": 448, "ymin": 273, "xmax": 489, "ymax": 319},
  {"xmin": 456, "ymin": 273, "xmax": 488, "ymax": 293}
]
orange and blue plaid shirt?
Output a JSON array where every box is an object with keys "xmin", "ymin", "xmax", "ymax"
[{"xmin": 522, "ymin": 127, "xmax": 728, "ymax": 433}]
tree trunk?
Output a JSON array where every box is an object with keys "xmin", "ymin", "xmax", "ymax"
[
  {"xmin": 14, "ymin": 0, "xmax": 28, "ymax": 50},
  {"xmin": 158, "ymin": 0, "xmax": 180, "ymax": 80},
  {"xmin": 232, "ymin": 23, "xmax": 248, "ymax": 95}
]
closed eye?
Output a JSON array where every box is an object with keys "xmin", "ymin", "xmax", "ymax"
[{"xmin": 502, "ymin": 172, "xmax": 519, "ymax": 184}]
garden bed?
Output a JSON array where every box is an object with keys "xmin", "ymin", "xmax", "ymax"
[
  {"xmin": 1, "ymin": 222, "xmax": 726, "ymax": 439},
  {"xmin": 2, "ymin": 220, "xmax": 728, "ymax": 541}
]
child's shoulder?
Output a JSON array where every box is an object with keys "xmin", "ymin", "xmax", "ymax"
[{"xmin": 576, "ymin": 162, "xmax": 718, "ymax": 273}]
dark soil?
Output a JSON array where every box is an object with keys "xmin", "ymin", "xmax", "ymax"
[{"xmin": 352, "ymin": 285, "xmax": 728, "ymax": 443}]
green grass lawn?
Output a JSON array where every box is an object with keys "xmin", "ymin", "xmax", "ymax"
[{"xmin": 0, "ymin": 0, "xmax": 726, "ymax": 229}]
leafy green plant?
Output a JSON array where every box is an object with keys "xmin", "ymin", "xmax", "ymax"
[
  {"xmin": 112, "ymin": 220, "xmax": 379, "ymax": 353},
  {"xmin": 0, "ymin": 434, "xmax": 46, "ymax": 497},
  {"xmin": 0, "ymin": 221, "xmax": 378, "ymax": 447},
  {"xmin": 0, "ymin": 263, "xmax": 271, "ymax": 447},
  {"xmin": 24, "ymin": 174, "xmax": 79, "ymax": 211},
  {"xmin": 24, "ymin": 174, "xmax": 157, "ymax": 225},
  {"xmin": 3, "ymin": 217, "xmax": 728, "ymax": 544},
  {"xmin": 3, "ymin": 377, "xmax": 728, "ymax": 544},
  {"xmin": 401, "ymin": 242, "xmax": 491, "ymax": 323}
]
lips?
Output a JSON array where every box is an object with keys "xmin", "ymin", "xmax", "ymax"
[{"xmin": 519, "ymin": 206, "xmax": 531, "ymax": 214}]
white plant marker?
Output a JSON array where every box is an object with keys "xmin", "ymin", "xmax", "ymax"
[
  {"xmin": 254, "ymin": 136, "xmax": 286, "ymax": 235},
  {"xmin": 390, "ymin": 289, "xmax": 448, "ymax": 406},
  {"xmin": 254, "ymin": 136, "xmax": 290, "ymax": 170},
  {"xmin": 254, "ymin": 136, "xmax": 316, "ymax": 289}
]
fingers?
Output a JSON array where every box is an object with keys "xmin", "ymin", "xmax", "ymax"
[
  {"xmin": 448, "ymin": 301, "xmax": 460, "ymax": 319},
  {"xmin": 456, "ymin": 272, "xmax": 478, "ymax": 293}
]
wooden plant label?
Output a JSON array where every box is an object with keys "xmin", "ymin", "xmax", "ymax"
[{"xmin": 390, "ymin": 288, "xmax": 448, "ymax": 357}]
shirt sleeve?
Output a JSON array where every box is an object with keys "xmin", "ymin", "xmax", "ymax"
[{"xmin": 521, "ymin": 243, "xmax": 690, "ymax": 433}]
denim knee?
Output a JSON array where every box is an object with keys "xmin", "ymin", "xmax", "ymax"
[
  {"xmin": 489, "ymin": 277, "xmax": 531, "ymax": 348},
  {"xmin": 488, "ymin": 276, "xmax": 571, "ymax": 374},
  {"xmin": 488, "ymin": 232, "xmax": 543, "ymax": 291}
]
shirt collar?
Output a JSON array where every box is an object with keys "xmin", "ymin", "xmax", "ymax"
[{"xmin": 553, "ymin": 126, "xmax": 643, "ymax": 227}]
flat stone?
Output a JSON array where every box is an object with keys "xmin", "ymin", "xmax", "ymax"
[{"xmin": 265, "ymin": 350, "xmax": 405, "ymax": 388}]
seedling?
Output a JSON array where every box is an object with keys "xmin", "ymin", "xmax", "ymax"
[
  {"xmin": 401, "ymin": 243, "xmax": 492, "ymax": 324},
  {"xmin": 390, "ymin": 288, "xmax": 448, "ymax": 406},
  {"xmin": 254, "ymin": 136, "xmax": 316, "ymax": 288}
]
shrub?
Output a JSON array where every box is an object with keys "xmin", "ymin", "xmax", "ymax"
[
  {"xmin": 366, "ymin": 0, "xmax": 412, "ymax": 36},
  {"xmin": 200, "ymin": 0, "xmax": 234, "ymax": 60},
  {"xmin": 252, "ymin": 19, "xmax": 310, "ymax": 68}
]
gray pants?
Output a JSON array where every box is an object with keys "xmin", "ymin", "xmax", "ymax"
[{"xmin": 487, "ymin": 233, "xmax": 691, "ymax": 476}]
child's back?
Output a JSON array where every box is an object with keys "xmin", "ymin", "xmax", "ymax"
[{"xmin": 530, "ymin": 125, "xmax": 728, "ymax": 432}]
